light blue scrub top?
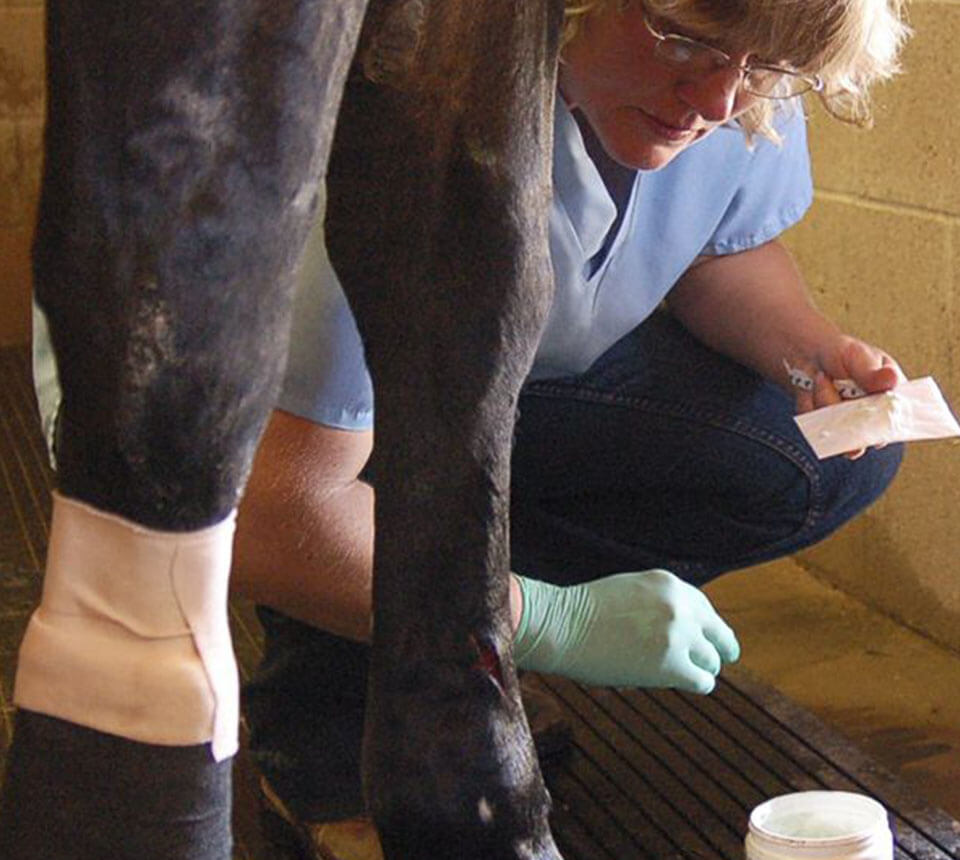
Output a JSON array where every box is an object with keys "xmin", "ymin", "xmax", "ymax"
[
  {"xmin": 32, "ymin": 100, "xmax": 812, "ymax": 445},
  {"xmin": 279, "ymin": 99, "xmax": 812, "ymax": 431}
]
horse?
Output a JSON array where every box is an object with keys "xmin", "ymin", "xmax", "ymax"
[{"xmin": 16, "ymin": 1, "xmax": 565, "ymax": 857}]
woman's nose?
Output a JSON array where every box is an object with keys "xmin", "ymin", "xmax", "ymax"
[{"xmin": 676, "ymin": 66, "xmax": 743, "ymax": 123}]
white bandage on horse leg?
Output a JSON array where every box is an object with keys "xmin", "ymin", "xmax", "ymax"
[{"xmin": 14, "ymin": 492, "xmax": 239, "ymax": 761}]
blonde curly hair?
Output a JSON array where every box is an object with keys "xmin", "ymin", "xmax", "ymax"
[{"xmin": 562, "ymin": 0, "xmax": 911, "ymax": 142}]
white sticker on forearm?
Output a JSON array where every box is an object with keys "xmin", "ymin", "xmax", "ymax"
[
  {"xmin": 794, "ymin": 376, "xmax": 960, "ymax": 459},
  {"xmin": 14, "ymin": 493, "xmax": 239, "ymax": 761}
]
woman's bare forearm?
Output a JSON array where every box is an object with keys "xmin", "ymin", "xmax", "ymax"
[
  {"xmin": 232, "ymin": 408, "xmax": 525, "ymax": 642},
  {"xmin": 668, "ymin": 240, "xmax": 903, "ymax": 410},
  {"xmin": 231, "ymin": 409, "xmax": 376, "ymax": 642},
  {"xmin": 667, "ymin": 240, "xmax": 840, "ymax": 389}
]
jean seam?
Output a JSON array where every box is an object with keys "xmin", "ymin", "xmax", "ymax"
[{"xmin": 520, "ymin": 380, "xmax": 829, "ymax": 567}]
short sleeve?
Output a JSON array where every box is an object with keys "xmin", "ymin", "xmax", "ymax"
[
  {"xmin": 277, "ymin": 205, "xmax": 374, "ymax": 431},
  {"xmin": 700, "ymin": 108, "xmax": 813, "ymax": 256}
]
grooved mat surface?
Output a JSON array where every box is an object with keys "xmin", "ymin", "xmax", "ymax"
[{"xmin": 2, "ymin": 344, "xmax": 958, "ymax": 859}]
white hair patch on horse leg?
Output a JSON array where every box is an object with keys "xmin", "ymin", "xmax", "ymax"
[{"xmin": 14, "ymin": 492, "xmax": 239, "ymax": 761}]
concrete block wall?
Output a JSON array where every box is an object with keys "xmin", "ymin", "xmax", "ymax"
[
  {"xmin": 783, "ymin": 1, "xmax": 960, "ymax": 652},
  {"xmin": 0, "ymin": 0, "xmax": 43, "ymax": 346}
]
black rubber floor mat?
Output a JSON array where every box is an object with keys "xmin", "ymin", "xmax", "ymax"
[
  {"xmin": 527, "ymin": 673, "xmax": 960, "ymax": 859},
  {"xmin": 3, "ymin": 344, "xmax": 959, "ymax": 859}
]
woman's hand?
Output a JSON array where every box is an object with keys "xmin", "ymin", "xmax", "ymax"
[
  {"xmin": 786, "ymin": 335, "xmax": 907, "ymax": 458},
  {"xmin": 511, "ymin": 570, "xmax": 740, "ymax": 694},
  {"xmin": 789, "ymin": 335, "xmax": 906, "ymax": 415}
]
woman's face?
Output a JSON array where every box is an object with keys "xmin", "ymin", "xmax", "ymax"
[{"xmin": 559, "ymin": 3, "xmax": 759, "ymax": 171}]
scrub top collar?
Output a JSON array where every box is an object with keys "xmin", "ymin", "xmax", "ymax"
[{"xmin": 551, "ymin": 99, "xmax": 622, "ymax": 266}]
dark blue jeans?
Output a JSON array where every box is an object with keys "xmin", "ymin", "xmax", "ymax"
[{"xmin": 244, "ymin": 311, "xmax": 902, "ymax": 821}]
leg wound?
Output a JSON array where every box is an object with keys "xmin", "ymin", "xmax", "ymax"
[{"xmin": 470, "ymin": 633, "xmax": 506, "ymax": 694}]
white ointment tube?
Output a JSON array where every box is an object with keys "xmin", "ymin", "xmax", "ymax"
[{"xmin": 14, "ymin": 492, "xmax": 239, "ymax": 761}]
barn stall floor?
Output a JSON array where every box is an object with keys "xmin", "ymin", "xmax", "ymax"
[{"xmin": 2, "ymin": 343, "xmax": 959, "ymax": 860}]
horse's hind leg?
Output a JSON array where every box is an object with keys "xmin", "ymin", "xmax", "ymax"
[
  {"xmin": 0, "ymin": 2, "xmax": 366, "ymax": 857},
  {"xmin": 326, "ymin": 1, "xmax": 565, "ymax": 857}
]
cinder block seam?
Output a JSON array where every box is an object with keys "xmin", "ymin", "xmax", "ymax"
[{"xmin": 813, "ymin": 188, "xmax": 960, "ymax": 225}]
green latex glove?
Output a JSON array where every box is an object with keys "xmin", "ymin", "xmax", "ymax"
[{"xmin": 512, "ymin": 569, "xmax": 740, "ymax": 694}]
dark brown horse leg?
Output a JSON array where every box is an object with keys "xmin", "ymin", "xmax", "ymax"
[
  {"xmin": 0, "ymin": 2, "xmax": 366, "ymax": 857},
  {"xmin": 34, "ymin": 0, "xmax": 365, "ymax": 527},
  {"xmin": 326, "ymin": 1, "xmax": 565, "ymax": 857}
]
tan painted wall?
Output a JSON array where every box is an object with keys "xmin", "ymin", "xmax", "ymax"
[
  {"xmin": 783, "ymin": 1, "xmax": 960, "ymax": 651},
  {"xmin": 0, "ymin": 0, "xmax": 43, "ymax": 346}
]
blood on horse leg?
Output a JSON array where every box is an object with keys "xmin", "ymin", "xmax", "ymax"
[{"xmin": 327, "ymin": 1, "xmax": 565, "ymax": 857}]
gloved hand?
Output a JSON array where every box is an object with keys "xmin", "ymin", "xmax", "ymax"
[{"xmin": 512, "ymin": 569, "xmax": 740, "ymax": 694}]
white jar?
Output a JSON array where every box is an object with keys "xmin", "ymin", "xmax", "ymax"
[{"xmin": 745, "ymin": 791, "xmax": 893, "ymax": 860}]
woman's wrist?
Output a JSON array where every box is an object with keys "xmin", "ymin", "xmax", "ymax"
[{"xmin": 509, "ymin": 573, "xmax": 524, "ymax": 636}]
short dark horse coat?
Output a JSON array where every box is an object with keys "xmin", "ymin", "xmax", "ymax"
[{"xmin": 35, "ymin": 1, "xmax": 566, "ymax": 857}]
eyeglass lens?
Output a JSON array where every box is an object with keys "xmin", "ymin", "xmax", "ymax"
[{"xmin": 654, "ymin": 36, "xmax": 812, "ymax": 97}]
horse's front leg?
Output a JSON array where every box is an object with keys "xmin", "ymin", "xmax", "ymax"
[
  {"xmin": 0, "ymin": 2, "xmax": 366, "ymax": 857},
  {"xmin": 326, "ymin": 1, "xmax": 565, "ymax": 857}
]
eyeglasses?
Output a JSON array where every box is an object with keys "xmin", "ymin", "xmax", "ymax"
[{"xmin": 642, "ymin": 15, "xmax": 824, "ymax": 99}]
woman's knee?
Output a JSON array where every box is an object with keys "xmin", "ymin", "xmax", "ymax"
[{"xmin": 816, "ymin": 441, "xmax": 904, "ymax": 529}]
